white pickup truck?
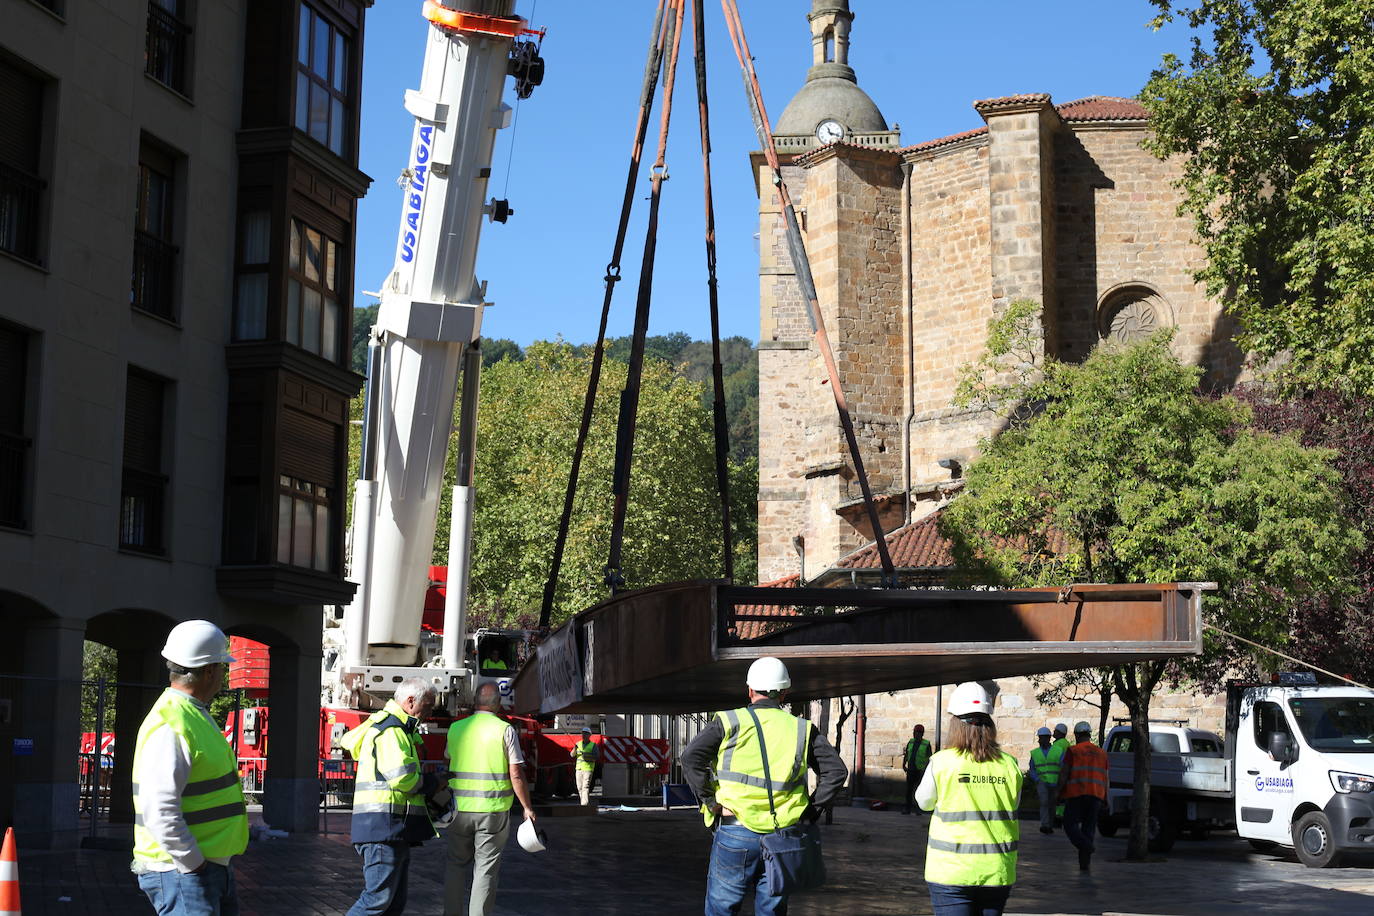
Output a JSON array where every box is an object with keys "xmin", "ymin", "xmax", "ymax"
[{"xmin": 1102, "ymin": 675, "xmax": 1374, "ymax": 867}]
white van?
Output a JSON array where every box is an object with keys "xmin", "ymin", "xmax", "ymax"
[{"xmin": 1104, "ymin": 675, "xmax": 1374, "ymax": 867}]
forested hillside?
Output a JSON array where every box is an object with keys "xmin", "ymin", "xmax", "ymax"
[{"xmin": 350, "ymin": 307, "xmax": 758, "ymax": 461}]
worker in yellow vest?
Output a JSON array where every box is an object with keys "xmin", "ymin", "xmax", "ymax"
[
  {"xmin": 570, "ymin": 727, "xmax": 599, "ymax": 806},
  {"xmin": 131, "ymin": 620, "xmax": 248, "ymax": 915},
  {"xmin": 902, "ymin": 723, "xmax": 933, "ymax": 815},
  {"xmin": 917, "ymin": 682, "xmax": 1023, "ymax": 916},
  {"xmin": 1028, "ymin": 726, "xmax": 1065, "ymax": 834},
  {"xmin": 681, "ymin": 657, "xmax": 847, "ymax": 916},
  {"xmin": 340, "ymin": 677, "xmax": 442, "ymax": 916},
  {"xmin": 443, "ymin": 682, "xmax": 536, "ymax": 916},
  {"xmin": 1050, "ymin": 723, "xmax": 1070, "ymax": 823}
]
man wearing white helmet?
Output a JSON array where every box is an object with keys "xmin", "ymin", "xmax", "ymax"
[
  {"xmin": 916, "ymin": 682, "xmax": 1022, "ymax": 916},
  {"xmin": 681, "ymin": 656, "xmax": 847, "ymax": 916},
  {"xmin": 1027, "ymin": 726, "xmax": 1065, "ymax": 835},
  {"xmin": 1058, "ymin": 721, "xmax": 1109, "ymax": 872},
  {"xmin": 131, "ymin": 620, "xmax": 248, "ymax": 915}
]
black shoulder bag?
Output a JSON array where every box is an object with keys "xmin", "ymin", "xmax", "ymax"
[{"xmin": 746, "ymin": 707, "xmax": 826, "ymax": 896}]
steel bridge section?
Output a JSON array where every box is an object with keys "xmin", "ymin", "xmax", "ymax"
[{"xmin": 511, "ymin": 580, "xmax": 1208, "ymax": 715}]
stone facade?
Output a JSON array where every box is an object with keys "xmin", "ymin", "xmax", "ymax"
[{"xmin": 757, "ymin": 94, "xmax": 1240, "ymax": 582}]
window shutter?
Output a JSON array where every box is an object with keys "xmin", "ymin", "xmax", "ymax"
[
  {"xmin": 123, "ymin": 371, "xmax": 165, "ymax": 473},
  {"xmin": 0, "ymin": 326, "xmax": 25, "ymax": 434},
  {"xmin": 0, "ymin": 57, "xmax": 43, "ymax": 174},
  {"xmin": 280, "ymin": 408, "xmax": 336, "ymax": 486}
]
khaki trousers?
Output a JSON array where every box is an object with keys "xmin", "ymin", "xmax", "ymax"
[
  {"xmin": 444, "ymin": 809, "xmax": 510, "ymax": 916},
  {"xmin": 576, "ymin": 769, "xmax": 593, "ymax": 806}
]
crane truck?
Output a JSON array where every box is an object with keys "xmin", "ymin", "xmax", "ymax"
[{"xmin": 222, "ymin": 1, "xmax": 672, "ymax": 798}]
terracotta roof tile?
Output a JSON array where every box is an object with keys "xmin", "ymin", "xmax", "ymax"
[
  {"xmin": 901, "ymin": 96, "xmax": 1149, "ymax": 156},
  {"xmin": 902, "ymin": 125, "xmax": 987, "ymax": 154},
  {"xmin": 732, "ymin": 574, "xmax": 801, "ymax": 640},
  {"xmin": 836, "ymin": 510, "xmax": 956, "ymax": 571},
  {"xmin": 1057, "ymin": 95, "xmax": 1148, "ymax": 122},
  {"xmin": 972, "ymin": 93, "xmax": 1053, "ymax": 112}
]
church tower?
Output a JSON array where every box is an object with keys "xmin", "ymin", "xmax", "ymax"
[
  {"xmin": 772, "ymin": 0, "xmax": 901, "ymax": 153},
  {"xmin": 755, "ymin": 0, "xmax": 906, "ymax": 583}
]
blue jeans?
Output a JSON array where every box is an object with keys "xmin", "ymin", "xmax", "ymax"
[
  {"xmin": 136, "ymin": 863, "xmax": 239, "ymax": 915},
  {"xmin": 927, "ymin": 882, "xmax": 1012, "ymax": 916},
  {"xmin": 348, "ymin": 842, "xmax": 411, "ymax": 916},
  {"xmin": 705, "ymin": 824, "xmax": 787, "ymax": 916}
]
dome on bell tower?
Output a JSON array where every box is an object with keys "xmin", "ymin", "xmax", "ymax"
[{"xmin": 774, "ymin": 0, "xmax": 896, "ymax": 147}]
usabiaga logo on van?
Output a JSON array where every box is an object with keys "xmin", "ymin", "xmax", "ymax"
[
  {"xmin": 957, "ymin": 773, "xmax": 1008, "ymax": 785},
  {"xmin": 1255, "ymin": 775, "xmax": 1294, "ymax": 793},
  {"xmin": 398, "ymin": 124, "xmax": 434, "ymax": 264}
]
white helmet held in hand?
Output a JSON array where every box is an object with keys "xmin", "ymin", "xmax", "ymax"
[
  {"xmin": 947, "ymin": 682, "xmax": 994, "ymax": 717},
  {"xmin": 517, "ymin": 818, "xmax": 548, "ymax": 853},
  {"xmin": 162, "ymin": 620, "xmax": 234, "ymax": 668},
  {"xmin": 746, "ymin": 657, "xmax": 791, "ymax": 692}
]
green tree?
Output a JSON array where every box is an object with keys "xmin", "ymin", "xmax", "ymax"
[
  {"xmin": 941, "ymin": 301, "xmax": 1359, "ymax": 859},
  {"xmin": 1142, "ymin": 1, "xmax": 1374, "ymax": 392},
  {"xmin": 350, "ymin": 305, "xmax": 379, "ymax": 373},
  {"xmin": 429, "ymin": 340, "xmax": 745, "ymax": 627}
]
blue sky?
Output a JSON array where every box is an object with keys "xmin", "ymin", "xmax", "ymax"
[{"xmin": 354, "ymin": 1, "xmax": 1193, "ymax": 347}]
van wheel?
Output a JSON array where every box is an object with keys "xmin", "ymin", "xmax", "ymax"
[
  {"xmin": 1147, "ymin": 801, "xmax": 1178, "ymax": 853},
  {"xmin": 1293, "ymin": 811, "xmax": 1345, "ymax": 868}
]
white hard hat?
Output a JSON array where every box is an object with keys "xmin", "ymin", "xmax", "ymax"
[
  {"xmin": 948, "ymin": 682, "xmax": 994, "ymax": 717},
  {"xmin": 517, "ymin": 818, "xmax": 547, "ymax": 853},
  {"xmin": 1036, "ymin": 726, "xmax": 1051, "ymax": 737},
  {"xmin": 1053, "ymin": 722, "xmax": 1068, "ymax": 735},
  {"xmin": 162, "ymin": 620, "xmax": 234, "ymax": 668},
  {"xmin": 1073, "ymin": 721, "xmax": 1092, "ymax": 734},
  {"xmin": 746, "ymin": 657, "xmax": 791, "ymax": 692}
]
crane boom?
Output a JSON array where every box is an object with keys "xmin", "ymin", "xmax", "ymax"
[{"xmin": 339, "ymin": 0, "xmax": 543, "ymax": 710}]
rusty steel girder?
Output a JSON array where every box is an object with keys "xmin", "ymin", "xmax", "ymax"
[{"xmin": 511, "ymin": 580, "xmax": 1208, "ymax": 715}]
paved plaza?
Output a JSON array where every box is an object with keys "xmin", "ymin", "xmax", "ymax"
[{"xmin": 15, "ymin": 805, "xmax": 1374, "ymax": 915}]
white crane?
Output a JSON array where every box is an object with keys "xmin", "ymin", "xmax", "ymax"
[{"xmin": 335, "ymin": 0, "xmax": 543, "ymax": 712}]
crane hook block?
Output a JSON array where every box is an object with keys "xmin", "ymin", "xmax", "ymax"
[
  {"xmin": 509, "ymin": 40, "xmax": 545, "ymax": 101},
  {"xmin": 422, "ymin": 1, "xmax": 531, "ymax": 38}
]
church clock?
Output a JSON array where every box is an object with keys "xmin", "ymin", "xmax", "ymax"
[{"xmin": 815, "ymin": 119, "xmax": 844, "ymax": 143}]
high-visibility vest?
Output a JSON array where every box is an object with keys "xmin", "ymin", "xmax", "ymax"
[
  {"xmin": 905, "ymin": 737, "xmax": 933, "ymax": 769},
  {"xmin": 446, "ymin": 712, "xmax": 515, "ymax": 813},
  {"xmin": 573, "ymin": 739, "xmax": 598, "ymax": 772},
  {"xmin": 924, "ymin": 749, "xmax": 1022, "ymax": 887},
  {"xmin": 132, "ymin": 689, "xmax": 248, "ymax": 865},
  {"xmin": 1059, "ymin": 741, "xmax": 1108, "ymax": 801},
  {"xmin": 706, "ymin": 705, "xmax": 811, "ymax": 834},
  {"xmin": 340, "ymin": 700, "xmax": 436, "ymax": 843},
  {"xmin": 1029, "ymin": 743, "xmax": 1065, "ymax": 785},
  {"xmin": 1051, "ymin": 736, "xmax": 1070, "ymax": 759},
  {"xmin": 483, "ymin": 658, "xmax": 508, "ymax": 672}
]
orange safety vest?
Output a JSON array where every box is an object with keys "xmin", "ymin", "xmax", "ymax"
[{"xmin": 1058, "ymin": 742, "xmax": 1108, "ymax": 800}]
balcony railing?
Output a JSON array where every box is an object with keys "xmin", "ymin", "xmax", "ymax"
[
  {"xmin": 132, "ymin": 230, "xmax": 178, "ymax": 320},
  {"xmin": 0, "ymin": 431, "xmax": 29, "ymax": 529},
  {"xmin": 120, "ymin": 467, "xmax": 167, "ymax": 554},
  {"xmin": 145, "ymin": 2, "xmax": 191, "ymax": 94},
  {"xmin": 0, "ymin": 162, "xmax": 45, "ymax": 266}
]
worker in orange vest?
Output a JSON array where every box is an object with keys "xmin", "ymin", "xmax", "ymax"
[{"xmin": 1057, "ymin": 721, "xmax": 1109, "ymax": 871}]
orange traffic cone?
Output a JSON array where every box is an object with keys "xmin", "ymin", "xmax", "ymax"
[{"xmin": 0, "ymin": 827, "xmax": 18, "ymax": 915}]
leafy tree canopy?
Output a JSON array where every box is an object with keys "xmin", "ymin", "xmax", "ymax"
[
  {"xmin": 1142, "ymin": 1, "xmax": 1374, "ymax": 392},
  {"xmin": 944, "ymin": 301, "xmax": 1359, "ymax": 662},
  {"xmin": 943, "ymin": 300, "xmax": 1361, "ymax": 857},
  {"xmin": 429, "ymin": 340, "xmax": 752, "ymax": 628}
]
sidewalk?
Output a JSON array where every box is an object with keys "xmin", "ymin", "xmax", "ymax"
[{"xmin": 15, "ymin": 805, "xmax": 1374, "ymax": 914}]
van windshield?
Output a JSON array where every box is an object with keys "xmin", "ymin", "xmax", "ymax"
[{"xmin": 1288, "ymin": 697, "xmax": 1374, "ymax": 753}]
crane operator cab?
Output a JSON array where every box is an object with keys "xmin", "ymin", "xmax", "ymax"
[{"xmin": 468, "ymin": 629, "xmax": 523, "ymax": 708}]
